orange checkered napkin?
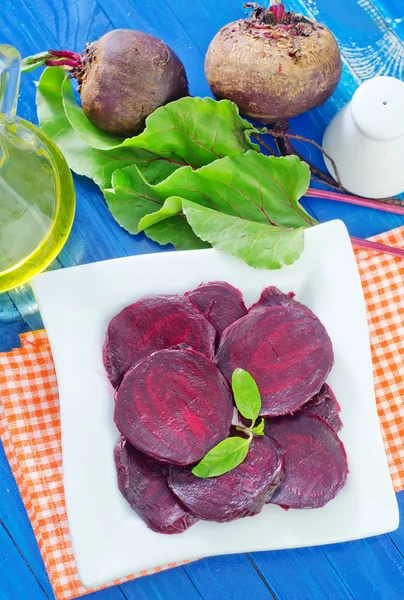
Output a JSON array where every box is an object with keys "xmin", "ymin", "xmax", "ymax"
[
  {"xmin": 0, "ymin": 332, "xmax": 191, "ymax": 600},
  {"xmin": 1, "ymin": 226, "xmax": 404, "ymax": 600},
  {"xmin": 354, "ymin": 226, "xmax": 404, "ymax": 490}
]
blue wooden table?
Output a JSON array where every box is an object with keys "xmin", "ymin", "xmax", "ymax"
[{"xmin": 1, "ymin": 1, "xmax": 404, "ymax": 598}]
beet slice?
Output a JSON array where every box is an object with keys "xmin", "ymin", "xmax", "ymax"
[
  {"xmin": 103, "ymin": 294, "xmax": 216, "ymax": 388},
  {"xmin": 114, "ymin": 436, "xmax": 198, "ymax": 534},
  {"xmin": 168, "ymin": 433, "xmax": 283, "ymax": 522},
  {"xmin": 265, "ymin": 412, "xmax": 348, "ymax": 509},
  {"xmin": 216, "ymin": 306, "xmax": 334, "ymax": 417},
  {"xmin": 302, "ymin": 383, "xmax": 342, "ymax": 432},
  {"xmin": 185, "ymin": 281, "xmax": 247, "ymax": 339},
  {"xmin": 114, "ymin": 347, "xmax": 233, "ymax": 466}
]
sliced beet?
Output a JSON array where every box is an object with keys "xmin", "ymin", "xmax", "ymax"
[
  {"xmin": 103, "ymin": 294, "xmax": 216, "ymax": 388},
  {"xmin": 114, "ymin": 347, "xmax": 233, "ymax": 466},
  {"xmin": 265, "ymin": 412, "xmax": 348, "ymax": 509},
  {"xmin": 250, "ymin": 286, "xmax": 312, "ymax": 315},
  {"xmin": 114, "ymin": 436, "xmax": 198, "ymax": 534},
  {"xmin": 168, "ymin": 433, "xmax": 283, "ymax": 522},
  {"xmin": 216, "ymin": 306, "xmax": 334, "ymax": 417},
  {"xmin": 302, "ymin": 383, "xmax": 342, "ymax": 432},
  {"xmin": 185, "ymin": 281, "xmax": 247, "ymax": 339}
]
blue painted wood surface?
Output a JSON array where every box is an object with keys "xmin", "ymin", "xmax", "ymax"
[{"xmin": 1, "ymin": 0, "xmax": 404, "ymax": 598}]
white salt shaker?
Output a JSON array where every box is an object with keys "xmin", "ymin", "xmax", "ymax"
[{"xmin": 322, "ymin": 76, "xmax": 404, "ymax": 199}]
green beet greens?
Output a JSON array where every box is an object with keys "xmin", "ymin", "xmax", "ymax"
[{"xmin": 36, "ymin": 66, "xmax": 317, "ymax": 269}]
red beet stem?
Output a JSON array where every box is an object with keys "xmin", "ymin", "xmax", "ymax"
[
  {"xmin": 49, "ymin": 49, "xmax": 82, "ymax": 61},
  {"xmin": 269, "ymin": 1, "xmax": 286, "ymax": 21},
  {"xmin": 45, "ymin": 58, "xmax": 80, "ymax": 68},
  {"xmin": 350, "ymin": 237, "xmax": 404, "ymax": 259},
  {"xmin": 306, "ymin": 188, "xmax": 404, "ymax": 216}
]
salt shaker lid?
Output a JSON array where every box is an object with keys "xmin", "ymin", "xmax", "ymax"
[{"xmin": 351, "ymin": 76, "xmax": 404, "ymax": 141}]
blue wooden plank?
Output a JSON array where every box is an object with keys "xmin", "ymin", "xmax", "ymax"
[
  {"xmin": 183, "ymin": 555, "xmax": 275, "ymax": 600},
  {"xmin": 83, "ymin": 586, "xmax": 126, "ymax": 600},
  {"xmin": 57, "ymin": 175, "xmax": 168, "ymax": 266},
  {"xmin": 250, "ymin": 547, "xmax": 354, "ymax": 600},
  {"xmin": 388, "ymin": 491, "xmax": 404, "ymax": 557},
  {"xmin": 252, "ymin": 534, "xmax": 404, "ymax": 600},
  {"xmin": 318, "ymin": 536, "xmax": 404, "ymax": 599},
  {"xmin": 288, "ymin": 0, "xmax": 404, "ymax": 81},
  {"xmin": 0, "ymin": 294, "xmax": 29, "ymax": 352},
  {"xmin": 94, "ymin": 0, "xmax": 211, "ymax": 98},
  {"xmin": 0, "ymin": 443, "xmax": 54, "ymax": 599},
  {"xmin": 373, "ymin": 0, "xmax": 404, "ymax": 39},
  {"xmin": 1, "ymin": 1, "xmax": 404, "ymax": 600},
  {"xmin": 119, "ymin": 567, "xmax": 203, "ymax": 600},
  {"xmin": 0, "ymin": 448, "xmax": 134, "ymax": 600},
  {"xmin": 0, "ymin": 518, "xmax": 51, "ymax": 600},
  {"xmin": 304, "ymin": 198, "xmax": 404, "ymax": 239}
]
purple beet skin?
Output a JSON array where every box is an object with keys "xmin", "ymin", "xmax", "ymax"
[
  {"xmin": 302, "ymin": 383, "xmax": 342, "ymax": 432},
  {"xmin": 216, "ymin": 306, "xmax": 334, "ymax": 417},
  {"xmin": 114, "ymin": 436, "xmax": 198, "ymax": 534},
  {"xmin": 249, "ymin": 286, "xmax": 321, "ymax": 317},
  {"xmin": 168, "ymin": 434, "xmax": 283, "ymax": 522},
  {"xmin": 249, "ymin": 286, "xmax": 298, "ymax": 312},
  {"xmin": 103, "ymin": 294, "xmax": 216, "ymax": 388},
  {"xmin": 185, "ymin": 281, "xmax": 247, "ymax": 339},
  {"xmin": 114, "ymin": 347, "xmax": 233, "ymax": 466},
  {"xmin": 265, "ymin": 412, "xmax": 348, "ymax": 509}
]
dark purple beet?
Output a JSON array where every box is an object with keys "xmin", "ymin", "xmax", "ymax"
[
  {"xmin": 103, "ymin": 294, "xmax": 216, "ymax": 389},
  {"xmin": 47, "ymin": 30, "xmax": 189, "ymax": 137},
  {"xmin": 114, "ymin": 436, "xmax": 197, "ymax": 534},
  {"xmin": 114, "ymin": 347, "xmax": 233, "ymax": 466},
  {"xmin": 168, "ymin": 434, "xmax": 283, "ymax": 522},
  {"xmin": 265, "ymin": 412, "xmax": 348, "ymax": 509},
  {"xmin": 302, "ymin": 383, "xmax": 342, "ymax": 432},
  {"xmin": 185, "ymin": 281, "xmax": 247, "ymax": 340},
  {"xmin": 215, "ymin": 306, "xmax": 334, "ymax": 417}
]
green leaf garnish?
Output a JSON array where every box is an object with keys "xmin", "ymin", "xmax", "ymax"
[
  {"xmin": 232, "ymin": 368, "xmax": 261, "ymax": 424},
  {"xmin": 192, "ymin": 435, "xmax": 252, "ymax": 478},
  {"xmin": 250, "ymin": 419, "xmax": 265, "ymax": 436},
  {"xmin": 193, "ymin": 370, "xmax": 268, "ymax": 478}
]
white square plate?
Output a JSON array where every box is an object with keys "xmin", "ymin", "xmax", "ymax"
[{"xmin": 33, "ymin": 220, "xmax": 399, "ymax": 589}]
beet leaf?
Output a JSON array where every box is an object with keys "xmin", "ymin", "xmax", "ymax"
[
  {"xmin": 181, "ymin": 200, "xmax": 305, "ymax": 269},
  {"xmin": 35, "ymin": 67, "xmax": 315, "ymax": 268},
  {"xmin": 133, "ymin": 152, "xmax": 313, "ymax": 232},
  {"xmin": 103, "ymin": 167, "xmax": 208, "ymax": 250},
  {"xmin": 192, "ymin": 435, "xmax": 251, "ymax": 479},
  {"xmin": 105, "ymin": 152, "xmax": 312, "ymax": 267},
  {"xmin": 232, "ymin": 368, "xmax": 262, "ymax": 424},
  {"xmin": 38, "ymin": 67, "xmax": 258, "ymax": 188},
  {"xmin": 192, "ymin": 369, "xmax": 266, "ymax": 478},
  {"xmin": 61, "ymin": 76, "xmax": 259, "ymax": 162},
  {"xmin": 37, "ymin": 67, "xmax": 180, "ymax": 188}
]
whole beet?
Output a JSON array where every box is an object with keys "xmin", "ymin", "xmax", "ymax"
[
  {"xmin": 205, "ymin": 4, "xmax": 341, "ymax": 123},
  {"xmin": 77, "ymin": 29, "xmax": 188, "ymax": 136}
]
